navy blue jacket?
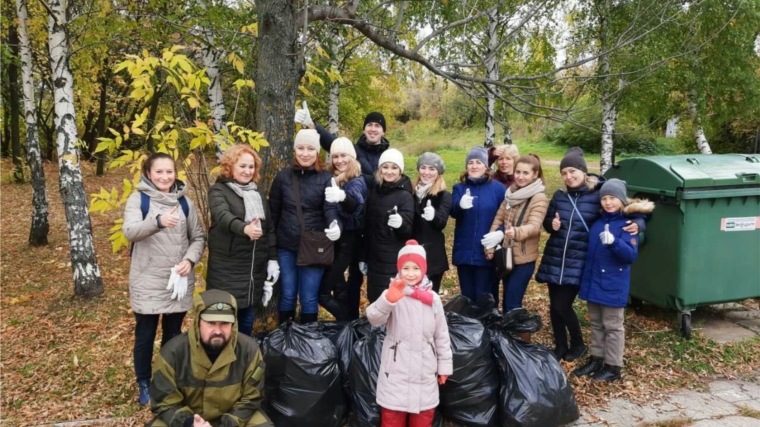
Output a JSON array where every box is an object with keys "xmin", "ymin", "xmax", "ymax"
[
  {"xmin": 413, "ymin": 189, "xmax": 452, "ymax": 276},
  {"xmin": 315, "ymin": 123, "xmax": 390, "ymax": 188},
  {"xmin": 450, "ymin": 177, "xmax": 506, "ymax": 267},
  {"xmin": 269, "ymin": 167, "xmax": 341, "ymax": 252},
  {"xmin": 337, "ymin": 176, "xmax": 368, "ymax": 232},
  {"xmin": 578, "ymin": 199, "xmax": 653, "ymax": 307}
]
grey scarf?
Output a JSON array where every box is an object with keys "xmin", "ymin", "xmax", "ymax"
[
  {"xmin": 415, "ymin": 182, "xmax": 433, "ymax": 201},
  {"xmin": 226, "ymin": 182, "xmax": 265, "ymax": 222},
  {"xmin": 505, "ymin": 179, "xmax": 545, "ymax": 209}
]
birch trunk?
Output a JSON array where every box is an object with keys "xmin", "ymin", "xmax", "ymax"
[
  {"xmin": 17, "ymin": 0, "xmax": 49, "ymax": 246},
  {"xmin": 689, "ymin": 89, "xmax": 712, "ymax": 154},
  {"xmin": 598, "ymin": 1, "xmax": 616, "ymax": 174},
  {"xmin": 48, "ymin": 0, "xmax": 104, "ymax": 296},
  {"xmin": 483, "ymin": 10, "xmax": 499, "ymax": 148},
  {"xmin": 665, "ymin": 116, "xmax": 679, "ymax": 138},
  {"xmin": 201, "ymin": 35, "xmax": 227, "ymax": 161},
  {"xmin": 327, "ymin": 32, "xmax": 341, "ymax": 134}
]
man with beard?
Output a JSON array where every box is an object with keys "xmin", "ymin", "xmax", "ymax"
[
  {"xmin": 147, "ymin": 290, "xmax": 272, "ymax": 427},
  {"xmin": 294, "ymin": 103, "xmax": 392, "ymax": 320}
]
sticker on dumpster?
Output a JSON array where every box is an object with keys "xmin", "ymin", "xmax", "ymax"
[{"xmin": 720, "ymin": 217, "xmax": 760, "ymax": 232}]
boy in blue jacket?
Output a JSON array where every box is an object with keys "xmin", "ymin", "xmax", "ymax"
[{"xmin": 575, "ymin": 179, "xmax": 654, "ymax": 382}]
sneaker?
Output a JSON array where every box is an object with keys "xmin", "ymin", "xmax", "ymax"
[
  {"xmin": 138, "ymin": 380, "xmax": 150, "ymax": 406},
  {"xmin": 572, "ymin": 356, "xmax": 604, "ymax": 377},
  {"xmin": 563, "ymin": 344, "xmax": 587, "ymax": 362},
  {"xmin": 552, "ymin": 346, "xmax": 568, "ymax": 361},
  {"xmin": 592, "ymin": 364, "xmax": 622, "ymax": 382}
]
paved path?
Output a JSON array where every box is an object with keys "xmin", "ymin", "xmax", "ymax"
[{"xmin": 570, "ymin": 372, "xmax": 760, "ymax": 426}]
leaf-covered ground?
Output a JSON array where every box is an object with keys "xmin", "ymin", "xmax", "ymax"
[{"xmin": 1, "ymin": 158, "xmax": 758, "ymax": 426}]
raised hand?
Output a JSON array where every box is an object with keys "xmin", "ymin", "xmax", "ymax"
[
  {"xmin": 551, "ymin": 212, "xmax": 561, "ymax": 231},
  {"xmin": 160, "ymin": 205, "xmax": 180, "ymax": 228},
  {"xmin": 294, "ymin": 101, "xmax": 313, "ymax": 128},
  {"xmin": 599, "ymin": 223, "xmax": 615, "ymax": 245},
  {"xmin": 421, "ymin": 200, "xmax": 435, "ymax": 221},
  {"xmin": 325, "ymin": 220, "xmax": 341, "ymax": 241},
  {"xmin": 459, "ymin": 189, "xmax": 474, "ymax": 210},
  {"xmin": 325, "ymin": 177, "xmax": 346, "ymax": 203},
  {"xmin": 386, "ymin": 277, "xmax": 407, "ymax": 303}
]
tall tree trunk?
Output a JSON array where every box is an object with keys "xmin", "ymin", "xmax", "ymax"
[
  {"xmin": 665, "ymin": 116, "xmax": 679, "ymax": 138},
  {"xmin": 18, "ymin": 0, "xmax": 50, "ymax": 245},
  {"xmin": 48, "ymin": 0, "xmax": 104, "ymax": 296},
  {"xmin": 598, "ymin": 0, "xmax": 616, "ymax": 174},
  {"xmin": 688, "ymin": 89, "xmax": 712, "ymax": 154},
  {"xmin": 500, "ymin": 100, "xmax": 512, "ymax": 145},
  {"xmin": 327, "ymin": 32, "xmax": 341, "ymax": 134},
  {"xmin": 2, "ymin": 96, "xmax": 10, "ymax": 157},
  {"xmin": 9, "ymin": 19, "xmax": 24, "ymax": 182},
  {"xmin": 483, "ymin": 10, "xmax": 499, "ymax": 148},
  {"xmin": 201, "ymin": 35, "xmax": 228, "ymax": 161},
  {"xmin": 94, "ymin": 63, "xmax": 109, "ymax": 176}
]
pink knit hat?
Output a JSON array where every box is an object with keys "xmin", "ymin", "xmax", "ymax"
[{"xmin": 397, "ymin": 240, "xmax": 427, "ymax": 276}]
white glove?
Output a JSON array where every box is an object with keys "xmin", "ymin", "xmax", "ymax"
[
  {"xmin": 262, "ymin": 281, "xmax": 273, "ymax": 306},
  {"xmin": 325, "ymin": 178, "xmax": 346, "ymax": 203},
  {"xmin": 167, "ymin": 266, "xmax": 188, "ymax": 301},
  {"xmin": 422, "ymin": 200, "xmax": 435, "ymax": 221},
  {"xmin": 387, "ymin": 206, "xmax": 402, "ymax": 229},
  {"xmin": 600, "ymin": 224, "xmax": 615, "ymax": 245},
  {"xmin": 294, "ymin": 101, "xmax": 313, "ymax": 127},
  {"xmin": 359, "ymin": 262, "xmax": 368, "ymax": 275},
  {"xmin": 325, "ymin": 220, "xmax": 341, "ymax": 241},
  {"xmin": 481, "ymin": 230, "xmax": 504, "ymax": 249},
  {"xmin": 459, "ymin": 189, "xmax": 474, "ymax": 210},
  {"xmin": 266, "ymin": 260, "xmax": 280, "ymax": 282}
]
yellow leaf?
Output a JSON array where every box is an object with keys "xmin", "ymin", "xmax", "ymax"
[
  {"xmin": 131, "ymin": 127, "xmax": 145, "ymax": 135},
  {"xmin": 186, "ymin": 97, "xmax": 199, "ymax": 109}
]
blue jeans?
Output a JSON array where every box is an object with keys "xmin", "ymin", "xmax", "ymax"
[
  {"xmin": 278, "ymin": 249, "xmax": 324, "ymax": 314},
  {"xmin": 457, "ymin": 265, "xmax": 496, "ymax": 303},
  {"xmin": 501, "ymin": 261, "xmax": 536, "ymax": 312},
  {"xmin": 237, "ymin": 305, "xmax": 257, "ymax": 337}
]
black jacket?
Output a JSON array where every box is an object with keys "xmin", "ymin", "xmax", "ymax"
[
  {"xmin": 364, "ymin": 175, "xmax": 415, "ymax": 277},
  {"xmin": 412, "ymin": 190, "xmax": 452, "ymax": 277},
  {"xmin": 269, "ymin": 167, "xmax": 341, "ymax": 252},
  {"xmin": 206, "ymin": 178, "xmax": 277, "ymax": 309},
  {"xmin": 315, "ymin": 123, "xmax": 390, "ymax": 188}
]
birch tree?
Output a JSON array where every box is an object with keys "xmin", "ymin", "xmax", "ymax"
[
  {"xmin": 47, "ymin": 0, "xmax": 103, "ymax": 296},
  {"xmin": 7, "ymin": 15, "xmax": 23, "ymax": 183},
  {"xmin": 17, "ymin": 0, "xmax": 49, "ymax": 245}
]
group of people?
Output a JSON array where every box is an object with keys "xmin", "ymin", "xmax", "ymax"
[{"xmin": 124, "ymin": 108, "xmax": 652, "ymax": 427}]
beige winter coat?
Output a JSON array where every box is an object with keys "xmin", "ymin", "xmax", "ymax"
[
  {"xmin": 487, "ymin": 192, "xmax": 549, "ymax": 265},
  {"xmin": 366, "ymin": 280, "xmax": 453, "ymax": 414},
  {"xmin": 123, "ymin": 180, "xmax": 205, "ymax": 314}
]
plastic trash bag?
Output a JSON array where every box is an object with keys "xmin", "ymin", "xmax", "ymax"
[
  {"xmin": 348, "ymin": 326, "xmax": 385, "ymax": 427},
  {"xmin": 489, "ymin": 329, "xmax": 579, "ymax": 427},
  {"xmin": 498, "ymin": 308, "xmax": 542, "ymax": 334},
  {"xmin": 444, "ymin": 294, "xmax": 502, "ymax": 326},
  {"xmin": 439, "ymin": 312, "xmax": 500, "ymax": 427},
  {"xmin": 262, "ymin": 321, "xmax": 347, "ymax": 427}
]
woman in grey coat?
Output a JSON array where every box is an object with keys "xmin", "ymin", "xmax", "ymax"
[{"xmin": 122, "ymin": 153, "xmax": 205, "ymax": 405}]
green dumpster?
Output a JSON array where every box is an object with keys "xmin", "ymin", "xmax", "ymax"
[{"xmin": 605, "ymin": 154, "xmax": 760, "ymax": 338}]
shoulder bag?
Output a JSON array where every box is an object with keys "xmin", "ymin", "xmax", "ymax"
[{"xmin": 291, "ymin": 173, "xmax": 334, "ymax": 266}]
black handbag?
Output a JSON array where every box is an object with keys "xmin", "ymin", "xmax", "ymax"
[
  {"xmin": 291, "ymin": 173, "xmax": 334, "ymax": 266},
  {"xmin": 494, "ymin": 196, "xmax": 533, "ymax": 277}
]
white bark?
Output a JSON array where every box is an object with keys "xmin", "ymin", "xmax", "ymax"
[
  {"xmin": 48, "ymin": 0, "xmax": 104, "ymax": 295},
  {"xmin": 665, "ymin": 116, "xmax": 679, "ymax": 138},
  {"xmin": 17, "ymin": 0, "xmax": 49, "ymax": 245},
  {"xmin": 200, "ymin": 34, "xmax": 227, "ymax": 161},
  {"xmin": 500, "ymin": 99, "xmax": 512, "ymax": 145},
  {"xmin": 483, "ymin": 10, "xmax": 499, "ymax": 147},
  {"xmin": 598, "ymin": 4, "xmax": 617, "ymax": 175},
  {"xmin": 327, "ymin": 32, "xmax": 341, "ymax": 134},
  {"xmin": 689, "ymin": 89, "xmax": 712, "ymax": 154}
]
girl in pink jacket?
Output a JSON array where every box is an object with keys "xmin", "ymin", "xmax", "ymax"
[{"xmin": 366, "ymin": 240, "xmax": 454, "ymax": 427}]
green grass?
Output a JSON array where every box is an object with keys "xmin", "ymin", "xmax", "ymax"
[{"xmin": 738, "ymin": 405, "xmax": 760, "ymax": 419}]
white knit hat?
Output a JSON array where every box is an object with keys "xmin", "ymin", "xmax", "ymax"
[
  {"xmin": 397, "ymin": 239, "xmax": 427, "ymax": 276},
  {"xmin": 294, "ymin": 129, "xmax": 321, "ymax": 151},
  {"xmin": 378, "ymin": 148, "xmax": 404, "ymax": 171},
  {"xmin": 330, "ymin": 137, "xmax": 356, "ymax": 159}
]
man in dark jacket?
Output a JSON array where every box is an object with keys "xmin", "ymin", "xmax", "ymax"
[
  {"xmin": 294, "ymin": 102, "xmax": 392, "ymax": 318},
  {"xmin": 147, "ymin": 290, "xmax": 273, "ymax": 427}
]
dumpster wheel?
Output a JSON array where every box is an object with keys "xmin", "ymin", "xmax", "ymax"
[{"xmin": 678, "ymin": 311, "xmax": 692, "ymax": 340}]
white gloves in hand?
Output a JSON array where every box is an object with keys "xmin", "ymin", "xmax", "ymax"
[
  {"xmin": 600, "ymin": 224, "xmax": 615, "ymax": 245},
  {"xmin": 325, "ymin": 220, "xmax": 341, "ymax": 241},
  {"xmin": 262, "ymin": 281, "xmax": 273, "ymax": 307},
  {"xmin": 481, "ymin": 230, "xmax": 504, "ymax": 249},
  {"xmin": 167, "ymin": 266, "xmax": 188, "ymax": 301},
  {"xmin": 422, "ymin": 200, "xmax": 435, "ymax": 221},
  {"xmin": 387, "ymin": 206, "xmax": 402, "ymax": 229},
  {"xmin": 460, "ymin": 189, "xmax": 474, "ymax": 210},
  {"xmin": 266, "ymin": 260, "xmax": 280, "ymax": 283},
  {"xmin": 359, "ymin": 262, "xmax": 368, "ymax": 275},
  {"xmin": 325, "ymin": 178, "xmax": 346, "ymax": 203},
  {"xmin": 294, "ymin": 101, "xmax": 313, "ymax": 127}
]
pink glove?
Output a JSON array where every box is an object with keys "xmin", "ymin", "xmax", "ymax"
[{"xmin": 438, "ymin": 375, "xmax": 448, "ymax": 385}]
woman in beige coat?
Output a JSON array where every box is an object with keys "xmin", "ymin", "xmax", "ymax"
[
  {"xmin": 122, "ymin": 153, "xmax": 205, "ymax": 405},
  {"xmin": 484, "ymin": 154, "xmax": 548, "ymax": 312}
]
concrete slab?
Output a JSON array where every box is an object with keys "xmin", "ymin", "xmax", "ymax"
[
  {"xmin": 700, "ymin": 316, "xmax": 758, "ymax": 343},
  {"xmin": 690, "ymin": 416, "xmax": 760, "ymax": 427}
]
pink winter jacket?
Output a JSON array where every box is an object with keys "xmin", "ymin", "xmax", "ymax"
[{"xmin": 366, "ymin": 281, "xmax": 453, "ymax": 414}]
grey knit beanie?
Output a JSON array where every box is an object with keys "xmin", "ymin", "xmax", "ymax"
[
  {"xmin": 600, "ymin": 178, "xmax": 628, "ymax": 205},
  {"xmin": 417, "ymin": 152, "xmax": 445, "ymax": 175},
  {"xmin": 465, "ymin": 146, "xmax": 488, "ymax": 166},
  {"xmin": 559, "ymin": 147, "xmax": 588, "ymax": 173}
]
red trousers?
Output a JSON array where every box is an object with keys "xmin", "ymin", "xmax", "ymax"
[{"xmin": 381, "ymin": 407, "xmax": 435, "ymax": 427}]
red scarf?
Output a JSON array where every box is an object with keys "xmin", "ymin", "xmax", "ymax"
[{"xmin": 410, "ymin": 284, "xmax": 434, "ymax": 306}]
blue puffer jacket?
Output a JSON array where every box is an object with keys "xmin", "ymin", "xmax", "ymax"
[
  {"xmin": 450, "ymin": 176, "xmax": 506, "ymax": 267},
  {"xmin": 337, "ymin": 176, "xmax": 368, "ymax": 232},
  {"xmin": 579, "ymin": 199, "xmax": 654, "ymax": 307}
]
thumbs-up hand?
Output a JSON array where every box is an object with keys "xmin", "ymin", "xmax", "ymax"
[
  {"xmin": 422, "ymin": 200, "xmax": 435, "ymax": 221},
  {"xmin": 551, "ymin": 212, "xmax": 561, "ymax": 231},
  {"xmin": 294, "ymin": 101, "xmax": 313, "ymax": 128},
  {"xmin": 505, "ymin": 222, "xmax": 516, "ymax": 240},
  {"xmin": 160, "ymin": 205, "xmax": 180, "ymax": 228},
  {"xmin": 386, "ymin": 277, "xmax": 408, "ymax": 303},
  {"xmin": 324, "ymin": 177, "xmax": 346, "ymax": 203},
  {"xmin": 325, "ymin": 220, "xmax": 341, "ymax": 241},
  {"xmin": 599, "ymin": 223, "xmax": 615, "ymax": 245},
  {"xmin": 460, "ymin": 188, "xmax": 474, "ymax": 210},
  {"xmin": 244, "ymin": 218, "xmax": 263, "ymax": 240},
  {"xmin": 387, "ymin": 205, "xmax": 403, "ymax": 229}
]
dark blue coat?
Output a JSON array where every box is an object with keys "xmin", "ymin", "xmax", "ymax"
[
  {"xmin": 450, "ymin": 177, "xmax": 505, "ymax": 267},
  {"xmin": 315, "ymin": 123, "xmax": 390, "ymax": 188},
  {"xmin": 269, "ymin": 167, "xmax": 341, "ymax": 252},
  {"xmin": 578, "ymin": 200, "xmax": 653, "ymax": 307},
  {"xmin": 337, "ymin": 176, "xmax": 368, "ymax": 232}
]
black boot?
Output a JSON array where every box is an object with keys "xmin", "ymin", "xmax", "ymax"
[
  {"xmin": 564, "ymin": 343, "xmax": 588, "ymax": 362},
  {"xmin": 592, "ymin": 364, "xmax": 622, "ymax": 382},
  {"xmin": 552, "ymin": 346, "xmax": 568, "ymax": 361},
  {"xmin": 300, "ymin": 312, "xmax": 319, "ymax": 324},
  {"xmin": 278, "ymin": 310, "xmax": 295, "ymax": 326},
  {"xmin": 573, "ymin": 356, "xmax": 604, "ymax": 377}
]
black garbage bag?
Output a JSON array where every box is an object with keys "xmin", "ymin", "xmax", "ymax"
[
  {"xmin": 498, "ymin": 308, "xmax": 542, "ymax": 334},
  {"xmin": 348, "ymin": 326, "xmax": 385, "ymax": 427},
  {"xmin": 444, "ymin": 294, "xmax": 502, "ymax": 326},
  {"xmin": 262, "ymin": 321, "xmax": 347, "ymax": 427},
  {"xmin": 439, "ymin": 312, "xmax": 500, "ymax": 427},
  {"xmin": 489, "ymin": 329, "xmax": 579, "ymax": 427}
]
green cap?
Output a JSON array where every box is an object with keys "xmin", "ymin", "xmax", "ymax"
[{"xmin": 200, "ymin": 302, "xmax": 236, "ymax": 323}]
